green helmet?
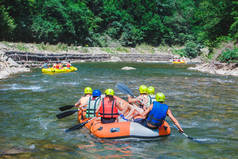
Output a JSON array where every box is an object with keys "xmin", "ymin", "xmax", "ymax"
[
  {"xmin": 139, "ymin": 85, "xmax": 147, "ymax": 94},
  {"xmin": 84, "ymin": 87, "xmax": 92, "ymax": 94},
  {"xmin": 156, "ymin": 92, "xmax": 165, "ymax": 102},
  {"xmin": 147, "ymin": 86, "xmax": 155, "ymax": 95},
  {"xmin": 105, "ymin": 88, "xmax": 114, "ymax": 96}
]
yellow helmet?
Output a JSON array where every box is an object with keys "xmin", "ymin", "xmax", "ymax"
[
  {"xmin": 105, "ymin": 88, "xmax": 114, "ymax": 96},
  {"xmin": 156, "ymin": 92, "xmax": 165, "ymax": 102},
  {"xmin": 147, "ymin": 86, "xmax": 155, "ymax": 95},
  {"xmin": 139, "ymin": 85, "xmax": 147, "ymax": 94},
  {"xmin": 84, "ymin": 87, "xmax": 92, "ymax": 94}
]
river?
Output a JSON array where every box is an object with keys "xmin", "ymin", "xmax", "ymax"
[{"xmin": 0, "ymin": 62, "xmax": 238, "ymax": 159}]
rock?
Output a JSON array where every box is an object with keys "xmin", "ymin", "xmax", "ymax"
[
  {"xmin": 188, "ymin": 63, "xmax": 238, "ymax": 77},
  {"xmin": 121, "ymin": 66, "xmax": 136, "ymax": 70},
  {"xmin": 7, "ymin": 57, "xmax": 20, "ymax": 67},
  {"xmin": 110, "ymin": 56, "xmax": 121, "ymax": 62},
  {"xmin": 0, "ymin": 147, "xmax": 30, "ymax": 155}
]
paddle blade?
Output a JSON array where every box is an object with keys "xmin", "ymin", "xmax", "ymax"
[
  {"xmin": 59, "ymin": 105, "xmax": 74, "ymax": 111},
  {"xmin": 65, "ymin": 121, "xmax": 89, "ymax": 132},
  {"xmin": 116, "ymin": 82, "xmax": 134, "ymax": 97},
  {"xmin": 56, "ymin": 110, "xmax": 78, "ymax": 119}
]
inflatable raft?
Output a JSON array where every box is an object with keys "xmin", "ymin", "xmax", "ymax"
[
  {"xmin": 172, "ymin": 60, "xmax": 186, "ymax": 64},
  {"xmin": 77, "ymin": 95, "xmax": 171, "ymax": 139},
  {"xmin": 42, "ymin": 66, "xmax": 77, "ymax": 73},
  {"xmin": 78, "ymin": 115, "xmax": 170, "ymax": 139}
]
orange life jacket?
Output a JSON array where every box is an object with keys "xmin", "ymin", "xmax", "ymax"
[{"xmin": 99, "ymin": 97, "xmax": 119, "ymax": 118}]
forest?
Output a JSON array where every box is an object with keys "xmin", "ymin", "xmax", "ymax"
[{"xmin": 0, "ymin": 0, "xmax": 237, "ymax": 60}]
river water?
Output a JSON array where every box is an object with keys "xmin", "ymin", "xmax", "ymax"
[{"xmin": 0, "ymin": 62, "xmax": 238, "ymax": 159}]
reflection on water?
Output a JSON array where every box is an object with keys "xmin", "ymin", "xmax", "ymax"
[{"xmin": 0, "ymin": 62, "xmax": 238, "ymax": 159}]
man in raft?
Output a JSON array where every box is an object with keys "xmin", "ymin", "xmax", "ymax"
[
  {"xmin": 83, "ymin": 89, "xmax": 102, "ymax": 119},
  {"xmin": 137, "ymin": 92, "xmax": 184, "ymax": 133},
  {"xmin": 96, "ymin": 88, "xmax": 130, "ymax": 124},
  {"xmin": 75, "ymin": 87, "xmax": 93, "ymax": 108},
  {"xmin": 128, "ymin": 85, "xmax": 152, "ymax": 111},
  {"xmin": 66, "ymin": 61, "xmax": 71, "ymax": 69},
  {"xmin": 147, "ymin": 86, "xmax": 156, "ymax": 104}
]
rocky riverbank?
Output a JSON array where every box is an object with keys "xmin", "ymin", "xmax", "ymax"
[
  {"xmin": 0, "ymin": 42, "xmax": 237, "ymax": 79},
  {"xmin": 0, "ymin": 49, "xmax": 30, "ymax": 79},
  {"xmin": 0, "ymin": 42, "xmax": 175, "ymax": 79},
  {"xmin": 188, "ymin": 62, "xmax": 238, "ymax": 77}
]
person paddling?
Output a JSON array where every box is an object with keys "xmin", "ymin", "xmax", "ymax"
[
  {"xmin": 75, "ymin": 87, "xmax": 93, "ymax": 108},
  {"xmin": 66, "ymin": 61, "xmax": 71, "ymax": 69},
  {"xmin": 128, "ymin": 85, "xmax": 151, "ymax": 110},
  {"xmin": 147, "ymin": 86, "xmax": 156, "ymax": 104},
  {"xmin": 96, "ymin": 89, "xmax": 126, "ymax": 124},
  {"xmin": 137, "ymin": 92, "xmax": 184, "ymax": 133},
  {"xmin": 83, "ymin": 90, "xmax": 102, "ymax": 119}
]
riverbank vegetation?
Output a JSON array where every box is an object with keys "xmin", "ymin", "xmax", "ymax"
[{"xmin": 0, "ymin": 0, "xmax": 237, "ymax": 62}]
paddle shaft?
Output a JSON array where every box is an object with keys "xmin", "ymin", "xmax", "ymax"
[{"xmin": 65, "ymin": 117, "xmax": 95, "ymax": 132}]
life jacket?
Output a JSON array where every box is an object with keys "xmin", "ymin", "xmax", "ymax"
[
  {"xmin": 148, "ymin": 95, "xmax": 156, "ymax": 106},
  {"xmin": 137, "ymin": 95, "xmax": 151, "ymax": 108},
  {"xmin": 66, "ymin": 63, "xmax": 71, "ymax": 68},
  {"xmin": 146, "ymin": 102, "xmax": 168, "ymax": 127},
  {"xmin": 56, "ymin": 64, "xmax": 60, "ymax": 69},
  {"xmin": 59, "ymin": 64, "xmax": 63, "ymax": 69},
  {"xmin": 86, "ymin": 96, "xmax": 101, "ymax": 118},
  {"xmin": 99, "ymin": 97, "xmax": 119, "ymax": 118}
]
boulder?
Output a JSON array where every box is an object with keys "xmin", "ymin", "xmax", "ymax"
[{"xmin": 121, "ymin": 66, "xmax": 136, "ymax": 70}]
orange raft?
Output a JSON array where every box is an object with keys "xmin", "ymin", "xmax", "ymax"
[
  {"xmin": 78, "ymin": 108, "xmax": 171, "ymax": 139},
  {"xmin": 78, "ymin": 115, "xmax": 170, "ymax": 139}
]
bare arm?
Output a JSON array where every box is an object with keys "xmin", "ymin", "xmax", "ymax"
[
  {"xmin": 95, "ymin": 102, "xmax": 102, "ymax": 117},
  {"xmin": 75, "ymin": 99, "xmax": 81, "ymax": 107},
  {"xmin": 140, "ymin": 104, "xmax": 153, "ymax": 118},
  {"xmin": 167, "ymin": 109, "xmax": 184, "ymax": 133},
  {"xmin": 127, "ymin": 95, "xmax": 138, "ymax": 104}
]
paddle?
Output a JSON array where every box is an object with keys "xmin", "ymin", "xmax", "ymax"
[
  {"xmin": 56, "ymin": 109, "xmax": 78, "ymax": 119},
  {"xmin": 116, "ymin": 82, "xmax": 135, "ymax": 97},
  {"xmin": 59, "ymin": 105, "xmax": 75, "ymax": 111},
  {"xmin": 65, "ymin": 117, "xmax": 95, "ymax": 133},
  {"xmin": 168, "ymin": 120, "xmax": 200, "ymax": 143}
]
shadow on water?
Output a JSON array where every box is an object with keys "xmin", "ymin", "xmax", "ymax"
[{"xmin": 0, "ymin": 62, "xmax": 238, "ymax": 158}]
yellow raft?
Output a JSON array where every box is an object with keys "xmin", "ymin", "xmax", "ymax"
[
  {"xmin": 42, "ymin": 66, "xmax": 78, "ymax": 73},
  {"xmin": 172, "ymin": 60, "xmax": 186, "ymax": 64}
]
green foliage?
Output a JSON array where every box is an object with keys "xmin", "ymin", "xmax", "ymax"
[
  {"xmin": 101, "ymin": 47, "xmax": 115, "ymax": 54},
  {"xmin": 193, "ymin": 0, "xmax": 234, "ymax": 45},
  {"xmin": 218, "ymin": 48, "xmax": 238, "ymax": 63},
  {"xmin": 230, "ymin": 1, "xmax": 238, "ymax": 41},
  {"xmin": 0, "ymin": 6, "xmax": 16, "ymax": 40},
  {"xmin": 136, "ymin": 43, "xmax": 155, "ymax": 54},
  {"xmin": 183, "ymin": 41, "xmax": 203, "ymax": 58},
  {"xmin": 0, "ymin": 0, "xmax": 237, "ymax": 49},
  {"xmin": 15, "ymin": 43, "xmax": 29, "ymax": 52},
  {"xmin": 80, "ymin": 47, "xmax": 89, "ymax": 53},
  {"xmin": 120, "ymin": 24, "xmax": 143, "ymax": 47},
  {"xmin": 115, "ymin": 47, "xmax": 129, "ymax": 53}
]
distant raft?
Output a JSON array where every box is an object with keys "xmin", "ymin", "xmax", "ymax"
[
  {"xmin": 172, "ymin": 59, "xmax": 186, "ymax": 64},
  {"xmin": 42, "ymin": 66, "xmax": 78, "ymax": 73}
]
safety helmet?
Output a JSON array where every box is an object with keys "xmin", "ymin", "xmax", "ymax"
[
  {"xmin": 105, "ymin": 88, "xmax": 114, "ymax": 96},
  {"xmin": 92, "ymin": 90, "xmax": 101, "ymax": 97},
  {"xmin": 155, "ymin": 92, "xmax": 165, "ymax": 102},
  {"xmin": 84, "ymin": 87, "xmax": 92, "ymax": 94},
  {"xmin": 139, "ymin": 85, "xmax": 147, "ymax": 94},
  {"xmin": 147, "ymin": 86, "xmax": 155, "ymax": 95}
]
